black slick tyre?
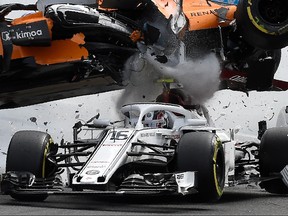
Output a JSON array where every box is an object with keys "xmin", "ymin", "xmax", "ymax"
[
  {"xmin": 235, "ymin": 0, "xmax": 288, "ymax": 50},
  {"xmin": 259, "ymin": 127, "xmax": 288, "ymax": 194},
  {"xmin": 176, "ymin": 132, "xmax": 225, "ymax": 202},
  {"xmin": 6, "ymin": 130, "xmax": 56, "ymax": 201}
]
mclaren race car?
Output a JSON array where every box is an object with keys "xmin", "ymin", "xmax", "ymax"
[
  {"xmin": 0, "ymin": 0, "xmax": 288, "ymax": 108},
  {"xmin": 1, "ymin": 101, "xmax": 288, "ymax": 202}
]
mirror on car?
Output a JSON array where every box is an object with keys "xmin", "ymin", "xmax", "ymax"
[{"xmin": 92, "ymin": 119, "xmax": 111, "ymax": 128}]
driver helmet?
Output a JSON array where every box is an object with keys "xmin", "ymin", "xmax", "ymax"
[{"xmin": 143, "ymin": 110, "xmax": 168, "ymax": 128}]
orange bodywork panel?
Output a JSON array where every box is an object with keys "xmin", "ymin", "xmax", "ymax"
[
  {"xmin": 183, "ymin": 0, "xmax": 236, "ymax": 30},
  {"xmin": 9, "ymin": 34, "xmax": 88, "ymax": 65},
  {"xmin": 152, "ymin": 0, "xmax": 237, "ymax": 30},
  {"xmin": 98, "ymin": 0, "xmax": 236, "ymax": 31},
  {"xmin": 0, "ymin": 11, "xmax": 88, "ymax": 65},
  {"xmin": 151, "ymin": 0, "xmax": 179, "ymax": 19}
]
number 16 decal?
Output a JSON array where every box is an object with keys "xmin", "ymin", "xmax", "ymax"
[{"xmin": 109, "ymin": 131, "xmax": 129, "ymax": 140}]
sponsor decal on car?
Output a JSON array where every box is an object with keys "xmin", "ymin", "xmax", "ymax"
[
  {"xmin": 140, "ymin": 132, "xmax": 156, "ymax": 137},
  {"xmin": 229, "ymin": 75, "xmax": 247, "ymax": 83},
  {"xmin": 8, "ymin": 20, "xmax": 51, "ymax": 46},
  {"xmin": 13, "ymin": 29, "xmax": 43, "ymax": 40},
  {"xmin": 86, "ymin": 170, "xmax": 100, "ymax": 175},
  {"xmin": 1, "ymin": 31, "xmax": 10, "ymax": 42}
]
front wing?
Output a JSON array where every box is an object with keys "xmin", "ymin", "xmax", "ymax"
[{"xmin": 1, "ymin": 171, "xmax": 198, "ymax": 196}]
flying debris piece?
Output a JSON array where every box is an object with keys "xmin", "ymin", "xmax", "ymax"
[
  {"xmin": 29, "ymin": 117, "xmax": 37, "ymax": 124},
  {"xmin": 269, "ymin": 113, "xmax": 275, "ymax": 121},
  {"xmin": 223, "ymin": 102, "xmax": 231, "ymax": 109}
]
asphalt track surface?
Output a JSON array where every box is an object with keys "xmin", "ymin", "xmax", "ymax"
[{"xmin": 0, "ymin": 185, "xmax": 288, "ymax": 215}]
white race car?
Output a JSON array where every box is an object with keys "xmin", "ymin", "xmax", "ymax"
[{"xmin": 1, "ymin": 102, "xmax": 288, "ymax": 202}]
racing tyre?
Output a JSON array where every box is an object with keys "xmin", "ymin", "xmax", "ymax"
[
  {"xmin": 176, "ymin": 132, "xmax": 225, "ymax": 202},
  {"xmin": 6, "ymin": 130, "xmax": 57, "ymax": 201},
  {"xmin": 235, "ymin": 0, "xmax": 288, "ymax": 50},
  {"xmin": 259, "ymin": 127, "xmax": 288, "ymax": 194}
]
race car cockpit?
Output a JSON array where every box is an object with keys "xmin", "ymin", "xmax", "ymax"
[{"xmin": 142, "ymin": 110, "xmax": 169, "ymax": 128}]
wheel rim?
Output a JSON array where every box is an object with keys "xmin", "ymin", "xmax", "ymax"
[
  {"xmin": 259, "ymin": 0, "xmax": 288, "ymax": 24},
  {"xmin": 215, "ymin": 150, "xmax": 225, "ymax": 185},
  {"xmin": 213, "ymin": 139, "xmax": 225, "ymax": 197}
]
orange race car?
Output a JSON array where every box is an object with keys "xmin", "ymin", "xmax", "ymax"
[{"xmin": 0, "ymin": 0, "xmax": 288, "ymax": 108}]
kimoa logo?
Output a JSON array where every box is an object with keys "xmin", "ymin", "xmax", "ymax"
[
  {"xmin": 1, "ymin": 31, "xmax": 11, "ymax": 41},
  {"xmin": 1, "ymin": 29, "xmax": 43, "ymax": 41},
  {"xmin": 14, "ymin": 30, "xmax": 43, "ymax": 40}
]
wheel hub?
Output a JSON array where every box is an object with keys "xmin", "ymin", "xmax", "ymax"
[{"xmin": 259, "ymin": 0, "xmax": 288, "ymax": 24}]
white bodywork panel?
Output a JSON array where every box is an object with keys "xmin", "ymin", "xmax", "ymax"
[
  {"xmin": 73, "ymin": 128, "xmax": 135, "ymax": 185},
  {"xmin": 175, "ymin": 171, "xmax": 197, "ymax": 195}
]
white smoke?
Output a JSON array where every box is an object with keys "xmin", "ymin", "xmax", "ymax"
[
  {"xmin": 146, "ymin": 52, "xmax": 222, "ymax": 104},
  {"xmin": 117, "ymin": 49, "xmax": 221, "ymax": 108},
  {"xmin": 116, "ymin": 53, "xmax": 163, "ymax": 109}
]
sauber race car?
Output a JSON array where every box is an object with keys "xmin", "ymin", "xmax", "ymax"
[
  {"xmin": 1, "ymin": 101, "xmax": 288, "ymax": 202},
  {"xmin": 0, "ymin": 0, "xmax": 288, "ymax": 108}
]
